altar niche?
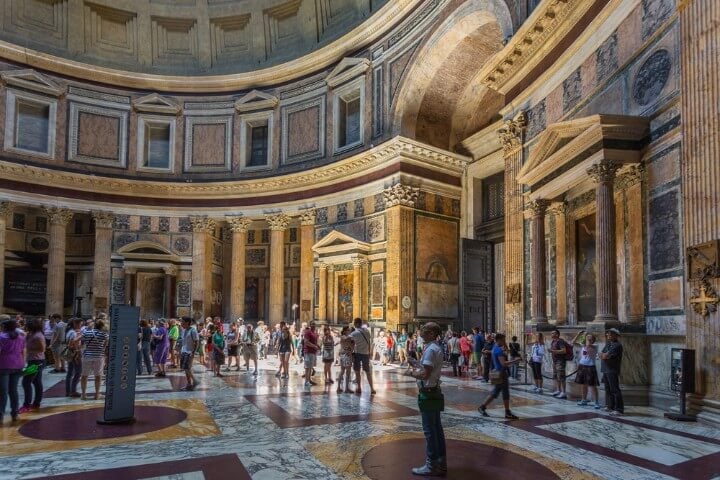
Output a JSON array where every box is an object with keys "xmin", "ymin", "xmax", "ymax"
[{"xmin": 576, "ymin": 213, "xmax": 597, "ymax": 324}]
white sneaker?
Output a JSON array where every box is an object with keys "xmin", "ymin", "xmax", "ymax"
[
  {"xmin": 609, "ymin": 410, "xmax": 623, "ymax": 416},
  {"xmin": 557, "ymin": 392, "xmax": 567, "ymax": 399},
  {"xmin": 304, "ymin": 381, "xmax": 312, "ymax": 387},
  {"xmin": 551, "ymin": 391, "xmax": 561, "ymax": 397}
]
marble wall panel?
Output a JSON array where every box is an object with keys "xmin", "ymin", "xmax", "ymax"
[
  {"xmin": 286, "ymin": 105, "xmax": 320, "ymax": 157},
  {"xmin": 335, "ymin": 219, "xmax": 366, "ymax": 242},
  {"xmin": 562, "ymin": 68, "xmax": 582, "ymax": 113},
  {"xmin": 596, "ymin": 32, "xmax": 619, "ymax": 83},
  {"xmin": 617, "ymin": 4, "xmax": 643, "ymax": 67},
  {"xmin": 545, "ymin": 84, "xmax": 564, "ymax": 124},
  {"xmin": 641, "ymin": 0, "xmax": 674, "ymax": 40},
  {"xmin": 415, "ymin": 215, "xmax": 458, "ymax": 282},
  {"xmin": 192, "ymin": 123, "xmax": 227, "ymax": 166},
  {"xmin": 649, "ymin": 339, "xmax": 684, "ymax": 390},
  {"xmin": 77, "ymin": 112, "xmax": 120, "ymax": 160},
  {"xmin": 647, "ymin": 315, "xmax": 686, "ymax": 336},
  {"xmin": 648, "ymin": 189, "xmax": 681, "ymax": 273},
  {"xmin": 648, "ymin": 276, "xmax": 683, "ymax": 311},
  {"xmin": 525, "ymin": 99, "xmax": 546, "ymax": 141},
  {"xmin": 647, "ymin": 146, "xmax": 680, "ymax": 189}
]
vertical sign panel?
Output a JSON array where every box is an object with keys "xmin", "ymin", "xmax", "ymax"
[{"xmin": 100, "ymin": 305, "xmax": 140, "ymax": 424}]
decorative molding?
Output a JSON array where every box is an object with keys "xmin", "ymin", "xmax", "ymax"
[
  {"xmin": 498, "ymin": 112, "xmax": 526, "ymax": 153},
  {"xmin": 42, "ymin": 207, "xmax": 74, "ymax": 226},
  {"xmin": 91, "ymin": 211, "xmax": 115, "ymax": 229},
  {"xmin": 352, "ymin": 256, "xmax": 368, "ymax": 267},
  {"xmin": 265, "ymin": 213, "xmax": 290, "ymax": 231},
  {"xmin": 299, "ymin": 208, "xmax": 317, "ymax": 226},
  {"xmin": 547, "ymin": 202, "xmax": 569, "ymax": 217},
  {"xmin": 526, "ymin": 199, "xmax": 550, "ymax": 217},
  {"xmin": 190, "ymin": 216, "xmax": 216, "ymax": 233},
  {"xmin": 227, "ymin": 216, "xmax": 252, "ymax": 233},
  {"xmin": 383, "ymin": 184, "xmax": 419, "ymax": 208},
  {"xmin": 325, "ymin": 57, "xmax": 371, "ymax": 88},
  {"xmin": 615, "ymin": 164, "xmax": 644, "ymax": 190},
  {"xmin": 587, "ymin": 162, "xmax": 621, "ymax": 183},
  {"xmin": 133, "ymin": 93, "xmax": 181, "ymax": 114},
  {"xmin": 235, "ymin": 90, "xmax": 279, "ymax": 112},
  {"xmin": 4, "ymin": 88, "xmax": 58, "ymax": 159},
  {"xmin": 0, "ymin": 69, "xmax": 64, "ymax": 97}
]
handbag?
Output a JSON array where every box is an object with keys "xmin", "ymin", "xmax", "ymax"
[
  {"xmin": 417, "ymin": 381, "xmax": 444, "ymax": 412},
  {"xmin": 22, "ymin": 363, "xmax": 40, "ymax": 377},
  {"xmin": 489, "ymin": 369, "xmax": 504, "ymax": 385}
]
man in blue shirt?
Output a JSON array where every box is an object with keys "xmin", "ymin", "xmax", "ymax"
[
  {"xmin": 478, "ymin": 333, "xmax": 520, "ymax": 420},
  {"xmin": 471, "ymin": 327, "xmax": 485, "ymax": 380}
]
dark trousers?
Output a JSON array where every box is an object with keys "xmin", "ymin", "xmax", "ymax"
[
  {"xmin": 22, "ymin": 360, "xmax": 44, "ymax": 407},
  {"xmin": 137, "ymin": 341, "xmax": 152, "ymax": 375},
  {"xmin": 420, "ymin": 409, "xmax": 446, "ymax": 464},
  {"xmin": 482, "ymin": 355, "xmax": 491, "ymax": 381},
  {"xmin": 450, "ymin": 353, "xmax": 460, "ymax": 376},
  {"xmin": 0, "ymin": 370, "xmax": 22, "ymax": 418},
  {"xmin": 603, "ymin": 372, "xmax": 624, "ymax": 413},
  {"xmin": 65, "ymin": 357, "xmax": 81, "ymax": 395}
]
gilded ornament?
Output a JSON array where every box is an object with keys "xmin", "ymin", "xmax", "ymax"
[{"xmin": 690, "ymin": 279, "xmax": 719, "ymax": 318}]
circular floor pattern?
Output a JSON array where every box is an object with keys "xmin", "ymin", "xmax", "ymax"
[
  {"xmin": 362, "ymin": 438, "xmax": 559, "ymax": 480},
  {"xmin": 19, "ymin": 406, "xmax": 187, "ymax": 441}
]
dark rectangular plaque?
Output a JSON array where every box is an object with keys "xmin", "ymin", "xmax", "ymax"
[{"xmin": 100, "ymin": 305, "xmax": 139, "ymax": 424}]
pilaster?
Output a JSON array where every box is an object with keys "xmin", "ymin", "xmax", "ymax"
[
  {"xmin": 299, "ymin": 208, "xmax": 316, "ymax": 323},
  {"xmin": 190, "ymin": 216, "xmax": 216, "ymax": 318},
  {"xmin": 227, "ymin": 216, "xmax": 252, "ymax": 321},
  {"xmin": 91, "ymin": 211, "xmax": 114, "ymax": 314},
  {"xmin": 43, "ymin": 207, "xmax": 74, "ymax": 316},
  {"xmin": 318, "ymin": 263, "xmax": 328, "ymax": 323},
  {"xmin": 549, "ymin": 203, "xmax": 569, "ymax": 324},
  {"xmin": 528, "ymin": 199, "xmax": 549, "ymax": 324},
  {"xmin": 352, "ymin": 257, "xmax": 367, "ymax": 321},
  {"xmin": 0, "ymin": 202, "xmax": 11, "ymax": 311},
  {"xmin": 266, "ymin": 213, "xmax": 289, "ymax": 326}
]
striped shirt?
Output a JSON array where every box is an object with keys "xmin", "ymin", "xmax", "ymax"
[{"xmin": 81, "ymin": 329, "xmax": 108, "ymax": 358}]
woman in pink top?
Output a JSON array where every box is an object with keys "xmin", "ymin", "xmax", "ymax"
[
  {"xmin": 20, "ymin": 317, "xmax": 46, "ymax": 413},
  {"xmin": 0, "ymin": 316, "xmax": 26, "ymax": 424},
  {"xmin": 459, "ymin": 331, "xmax": 472, "ymax": 376}
]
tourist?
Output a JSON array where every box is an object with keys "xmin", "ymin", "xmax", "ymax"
[
  {"xmin": 508, "ymin": 335, "xmax": 521, "ymax": 380},
  {"xmin": 290, "ymin": 325, "xmax": 301, "ymax": 365},
  {"xmin": 137, "ymin": 320, "xmax": 153, "ymax": 376},
  {"xmin": 459, "ymin": 331, "xmax": 471, "ymax": 376},
  {"xmin": 529, "ymin": 332, "xmax": 545, "ymax": 394},
  {"xmin": 405, "ymin": 322, "xmax": 446, "ymax": 477},
  {"xmin": 350, "ymin": 317, "xmax": 376, "ymax": 395},
  {"xmin": 447, "ymin": 331, "xmax": 461, "ymax": 377},
  {"xmin": 276, "ymin": 325, "xmax": 294, "ymax": 379},
  {"xmin": 386, "ymin": 331, "xmax": 395, "ymax": 364},
  {"xmin": 202, "ymin": 319, "xmax": 214, "ymax": 372},
  {"xmin": 601, "ymin": 328, "xmax": 624, "ymax": 416},
  {"xmin": 210, "ymin": 324, "xmax": 225, "ymax": 377},
  {"xmin": 19, "ymin": 317, "xmax": 46, "ymax": 413},
  {"xmin": 549, "ymin": 329, "xmax": 569, "ymax": 399},
  {"xmin": 153, "ymin": 319, "xmax": 170, "ymax": 377},
  {"xmin": 481, "ymin": 333, "xmax": 495, "ymax": 382},
  {"xmin": 337, "ymin": 326, "xmax": 354, "ymax": 393},
  {"xmin": 179, "ymin": 317, "xmax": 199, "ymax": 391},
  {"xmin": 321, "ymin": 326, "xmax": 335, "ymax": 385},
  {"xmin": 303, "ymin": 322, "xmax": 320, "ymax": 386},
  {"xmin": 49, "ymin": 314, "xmax": 66, "ymax": 373},
  {"xmin": 273, "ymin": 321, "xmax": 287, "ymax": 376},
  {"xmin": 255, "ymin": 321, "xmax": 266, "ymax": 360},
  {"xmin": 168, "ymin": 318, "xmax": 180, "ymax": 368},
  {"xmin": 225, "ymin": 322, "xmax": 240, "ymax": 371},
  {"xmin": 416, "ymin": 329, "xmax": 425, "ymax": 358},
  {"xmin": 478, "ymin": 333, "xmax": 520, "ymax": 420},
  {"xmin": 397, "ymin": 328, "xmax": 409, "ymax": 366},
  {"xmin": 241, "ymin": 324, "xmax": 259, "ymax": 375},
  {"xmin": 0, "ymin": 316, "xmax": 25, "ymax": 424},
  {"xmin": 471, "ymin": 328, "xmax": 485, "ymax": 380},
  {"xmin": 80, "ymin": 318, "xmax": 109, "ymax": 401},
  {"xmin": 407, "ymin": 333, "xmax": 418, "ymax": 361},
  {"xmin": 372, "ymin": 330, "xmax": 382, "ymax": 364},
  {"xmin": 64, "ymin": 318, "xmax": 83, "ymax": 398},
  {"xmin": 573, "ymin": 330, "xmax": 600, "ymax": 408}
]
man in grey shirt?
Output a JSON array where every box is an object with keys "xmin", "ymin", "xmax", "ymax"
[{"xmin": 350, "ymin": 317, "xmax": 376, "ymax": 395}]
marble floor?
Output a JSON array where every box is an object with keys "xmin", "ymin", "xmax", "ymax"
[{"xmin": 0, "ymin": 359, "xmax": 718, "ymax": 480}]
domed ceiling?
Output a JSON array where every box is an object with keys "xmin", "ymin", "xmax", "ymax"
[{"xmin": 0, "ymin": 0, "xmax": 392, "ymax": 77}]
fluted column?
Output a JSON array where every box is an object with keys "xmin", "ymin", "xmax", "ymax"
[
  {"xmin": 299, "ymin": 209, "xmax": 316, "ymax": 323},
  {"xmin": 44, "ymin": 207, "xmax": 74, "ymax": 316},
  {"xmin": 617, "ymin": 166, "xmax": 645, "ymax": 324},
  {"xmin": 327, "ymin": 265, "xmax": 336, "ymax": 323},
  {"xmin": 529, "ymin": 200, "xmax": 549, "ymax": 324},
  {"xmin": 352, "ymin": 257, "xmax": 366, "ymax": 321},
  {"xmin": 124, "ymin": 267, "xmax": 136, "ymax": 305},
  {"xmin": 163, "ymin": 265, "xmax": 176, "ymax": 318},
  {"xmin": 499, "ymin": 112, "xmax": 526, "ymax": 338},
  {"xmin": 190, "ymin": 216, "xmax": 216, "ymax": 317},
  {"xmin": 550, "ymin": 203, "xmax": 569, "ymax": 324},
  {"xmin": 91, "ymin": 211, "xmax": 114, "ymax": 313},
  {"xmin": 588, "ymin": 163, "xmax": 621, "ymax": 324},
  {"xmin": 318, "ymin": 263, "xmax": 328, "ymax": 323},
  {"xmin": 227, "ymin": 216, "xmax": 252, "ymax": 321},
  {"xmin": 266, "ymin": 213, "xmax": 289, "ymax": 326},
  {"xmin": 0, "ymin": 202, "xmax": 11, "ymax": 310}
]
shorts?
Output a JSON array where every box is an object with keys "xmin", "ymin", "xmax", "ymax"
[
  {"xmin": 213, "ymin": 350, "xmax": 225, "ymax": 365},
  {"xmin": 339, "ymin": 353, "xmax": 353, "ymax": 368},
  {"xmin": 575, "ymin": 364, "xmax": 599, "ymax": 386},
  {"xmin": 489, "ymin": 380, "xmax": 510, "ymax": 401},
  {"xmin": 304, "ymin": 353, "xmax": 317, "ymax": 369},
  {"xmin": 180, "ymin": 352, "xmax": 194, "ymax": 371},
  {"xmin": 81, "ymin": 357, "xmax": 104, "ymax": 377},
  {"xmin": 353, "ymin": 353, "xmax": 371, "ymax": 372},
  {"xmin": 553, "ymin": 360, "xmax": 567, "ymax": 381},
  {"xmin": 530, "ymin": 361, "xmax": 543, "ymax": 381},
  {"xmin": 472, "ymin": 352, "xmax": 482, "ymax": 365},
  {"xmin": 243, "ymin": 345, "xmax": 257, "ymax": 361},
  {"xmin": 228, "ymin": 345, "xmax": 238, "ymax": 356}
]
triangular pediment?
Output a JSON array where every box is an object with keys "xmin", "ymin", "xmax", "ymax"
[
  {"xmin": 133, "ymin": 93, "xmax": 180, "ymax": 114},
  {"xmin": 312, "ymin": 230, "xmax": 370, "ymax": 253},
  {"xmin": 118, "ymin": 241, "xmax": 176, "ymax": 258},
  {"xmin": 326, "ymin": 57, "xmax": 371, "ymax": 88},
  {"xmin": 0, "ymin": 69, "xmax": 63, "ymax": 97},
  {"xmin": 235, "ymin": 89, "xmax": 279, "ymax": 112}
]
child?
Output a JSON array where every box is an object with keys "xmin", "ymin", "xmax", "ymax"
[{"xmin": 337, "ymin": 326, "xmax": 355, "ymax": 393}]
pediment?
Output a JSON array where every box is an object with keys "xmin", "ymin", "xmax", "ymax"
[
  {"xmin": 325, "ymin": 57, "xmax": 371, "ymax": 88},
  {"xmin": 133, "ymin": 93, "xmax": 180, "ymax": 114},
  {"xmin": 235, "ymin": 89, "xmax": 279, "ymax": 112},
  {"xmin": 0, "ymin": 69, "xmax": 63, "ymax": 97},
  {"xmin": 312, "ymin": 230, "xmax": 370, "ymax": 254},
  {"xmin": 118, "ymin": 241, "xmax": 175, "ymax": 257}
]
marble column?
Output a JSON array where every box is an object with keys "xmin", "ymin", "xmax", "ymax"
[
  {"xmin": 91, "ymin": 211, "xmax": 114, "ymax": 314},
  {"xmin": 327, "ymin": 265, "xmax": 335, "ymax": 323},
  {"xmin": 163, "ymin": 265, "xmax": 176, "ymax": 318},
  {"xmin": 529, "ymin": 200, "xmax": 549, "ymax": 324},
  {"xmin": 190, "ymin": 216, "xmax": 216, "ymax": 318},
  {"xmin": 499, "ymin": 113, "xmax": 526, "ymax": 339},
  {"xmin": 384, "ymin": 184, "xmax": 418, "ymax": 332},
  {"xmin": 352, "ymin": 257, "xmax": 366, "ymax": 321},
  {"xmin": 619, "ymin": 166, "xmax": 645, "ymax": 324},
  {"xmin": 588, "ymin": 163, "xmax": 621, "ymax": 324},
  {"xmin": 299, "ymin": 209, "xmax": 316, "ymax": 323},
  {"xmin": 551, "ymin": 203, "xmax": 569, "ymax": 324},
  {"xmin": 227, "ymin": 216, "xmax": 252, "ymax": 321},
  {"xmin": 44, "ymin": 207, "xmax": 74, "ymax": 316},
  {"xmin": 318, "ymin": 263, "xmax": 328, "ymax": 323},
  {"xmin": 124, "ymin": 267, "xmax": 136, "ymax": 305},
  {"xmin": 266, "ymin": 213, "xmax": 289, "ymax": 326},
  {"xmin": 0, "ymin": 202, "xmax": 11, "ymax": 310}
]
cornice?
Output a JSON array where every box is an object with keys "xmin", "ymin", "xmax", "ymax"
[
  {"xmin": 0, "ymin": 136, "xmax": 468, "ymax": 201},
  {"xmin": 0, "ymin": 0, "xmax": 420, "ymax": 93}
]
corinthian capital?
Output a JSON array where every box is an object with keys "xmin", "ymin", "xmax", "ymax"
[
  {"xmin": 226, "ymin": 216, "xmax": 252, "ymax": 233},
  {"xmin": 383, "ymin": 184, "xmax": 420, "ymax": 208},
  {"xmin": 527, "ymin": 199, "xmax": 550, "ymax": 218},
  {"xmin": 587, "ymin": 163, "xmax": 621, "ymax": 183},
  {"xmin": 43, "ymin": 207, "xmax": 74, "ymax": 226},
  {"xmin": 190, "ymin": 216, "xmax": 216, "ymax": 233},
  {"xmin": 498, "ymin": 112, "xmax": 526, "ymax": 154},
  {"xmin": 299, "ymin": 208, "xmax": 316, "ymax": 226},
  {"xmin": 91, "ymin": 211, "xmax": 115, "ymax": 229},
  {"xmin": 265, "ymin": 213, "xmax": 290, "ymax": 231},
  {"xmin": 615, "ymin": 164, "xmax": 644, "ymax": 190}
]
